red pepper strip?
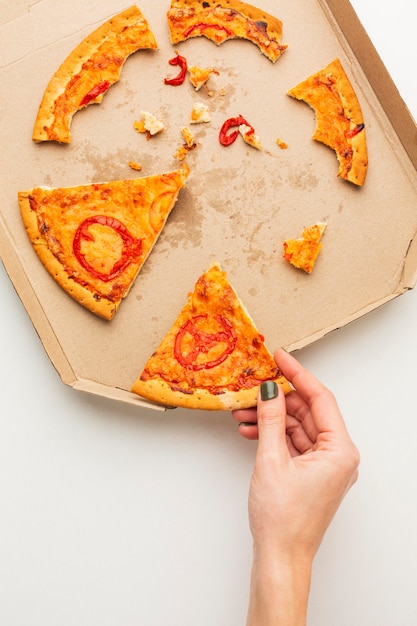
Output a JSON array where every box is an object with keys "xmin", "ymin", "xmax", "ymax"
[
  {"xmin": 79, "ymin": 80, "xmax": 111, "ymax": 107},
  {"xmin": 174, "ymin": 314, "xmax": 237, "ymax": 371},
  {"xmin": 346, "ymin": 123, "xmax": 365, "ymax": 139},
  {"xmin": 73, "ymin": 215, "xmax": 142, "ymax": 282},
  {"xmin": 164, "ymin": 54, "xmax": 188, "ymax": 86},
  {"xmin": 219, "ymin": 115, "xmax": 252, "ymax": 146}
]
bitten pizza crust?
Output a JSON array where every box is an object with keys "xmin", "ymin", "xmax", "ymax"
[
  {"xmin": 131, "ymin": 263, "xmax": 292, "ymax": 410},
  {"xmin": 18, "ymin": 167, "xmax": 189, "ymax": 320},
  {"xmin": 167, "ymin": 0, "xmax": 287, "ymax": 63},
  {"xmin": 287, "ymin": 58, "xmax": 368, "ymax": 186},
  {"xmin": 32, "ymin": 6, "xmax": 157, "ymax": 144}
]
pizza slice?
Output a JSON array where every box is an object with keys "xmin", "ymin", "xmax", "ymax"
[
  {"xmin": 18, "ymin": 166, "xmax": 189, "ymax": 320},
  {"xmin": 283, "ymin": 222, "xmax": 326, "ymax": 274},
  {"xmin": 131, "ymin": 263, "xmax": 292, "ymax": 410},
  {"xmin": 167, "ymin": 0, "xmax": 287, "ymax": 63},
  {"xmin": 33, "ymin": 6, "xmax": 158, "ymax": 143},
  {"xmin": 287, "ymin": 58, "xmax": 368, "ymax": 186}
]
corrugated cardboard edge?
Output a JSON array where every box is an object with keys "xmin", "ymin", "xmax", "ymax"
[
  {"xmin": 283, "ymin": 0, "xmax": 417, "ymax": 354},
  {"xmin": 0, "ymin": 208, "xmax": 167, "ymax": 411},
  {"xmin": 73, "ymin": 379, "xmax": 168, "ymax": 411},
  {"xmin": 286, "ymin": 233, "xmax": 417, "ymax": 353},
  {"xmin": 319, "ymin": 0, "xmax": 417, "ymax": 294},
  {"xmin": 321, "ymin": 0, "xmax": 417, "ymax": 168}
]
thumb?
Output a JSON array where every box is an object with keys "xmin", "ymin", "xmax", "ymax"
[{"xmin": 256, "ymin": 381, "xmax": 290, "ymax": 462}]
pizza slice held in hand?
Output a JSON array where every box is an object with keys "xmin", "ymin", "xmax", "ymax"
[
  {"xmin": 287, "ymin": 58, "xmax": 368, "ymax": 186},
  {"xmin": 33, "ymin": 6, "xmax": 158, "ymax": 143},
  {"xmin": 167, "ymin": 0, "xmax": 287, "ymax": 63},
  {"xmin": 131, "ymin": 263, "xmax": 292, "ymax": 410},
  {"xmin": 18, "ymin": 166, "xmax": 189, "ymax": 320}
]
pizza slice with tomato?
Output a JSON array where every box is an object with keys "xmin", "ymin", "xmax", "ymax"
[
  {"xmin": 18, "ymin": 166, "xmax": 189, "ymax": 320},
  {"xmin": 167, "ymin": 0, "xmax": 287, "ymax": 63},
  {"xmin": 32, "ymin": 6, "xmax": 158, "ymax": 143},
  {"xmin": 131, "ymin": 263, "xmax": 292, "ymax": 410}
]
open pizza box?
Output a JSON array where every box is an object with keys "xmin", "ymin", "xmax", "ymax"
[{"xmin": 1, "ymin": 0, "xmax": 417, "ymax": 411}]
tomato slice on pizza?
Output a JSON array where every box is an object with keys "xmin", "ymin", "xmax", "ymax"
[
  {"xmin": 287, "ymin": 58, "xmax": 368, "ymax": 186},
  {"xmin": 131, "ymin": 263, "xmax": 292, "ymax": 410},
  {"xmin": 18, "ymin": 166, "xmax": 189, "ymax": 320},
  {"xmin": 32, "ymin": 6, "xmax": 158, "ymax": 143},
  {"xmin": 167, "ymin": 0, "xmax": 287, "ymax": 63}
]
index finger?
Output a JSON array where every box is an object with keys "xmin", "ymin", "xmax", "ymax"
[{"xmin": 274, "ymin": 349, "xmax": 351, "ymax": 437}]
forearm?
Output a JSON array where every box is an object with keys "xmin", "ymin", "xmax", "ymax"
[{"xmin": 246, "ymin": 548, "xmax": 313, "ymax": 626}]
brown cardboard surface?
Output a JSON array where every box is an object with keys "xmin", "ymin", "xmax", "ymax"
[{"xmin": 1, "ymin": 0, "xmax": 417, "ymax": 409}]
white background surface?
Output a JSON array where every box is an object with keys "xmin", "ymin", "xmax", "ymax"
[{"xmin": 1, "ymin": 2, "xmax": 417, "ymax": 624}]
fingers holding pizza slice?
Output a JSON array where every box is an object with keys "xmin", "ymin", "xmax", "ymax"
[
  {"xmin": 33, "ymin": 6, "xmax": 158, "ymax": 143},
  {"xmin": 167, "ymin": 0, "xmax": 288, "ymax": 63},
  {"xmin": 287, "ymin": 58, "xmax": 368, "ymax": 186},
  {"xmin": 131, "ymin": 263, "xmax": 292, "ymax": 410},
  {"xmin": 18, "ymin": 166, "xmax": 189, "ymax": 320}
]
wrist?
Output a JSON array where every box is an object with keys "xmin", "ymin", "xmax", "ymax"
[{"xmin": 247, "ymin": 546, "xmax": 313, "ymax": 626}]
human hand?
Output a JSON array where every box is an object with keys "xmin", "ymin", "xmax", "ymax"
[{"xmin": 232, "ymin": 349, "xmax": 360, "ymax": 625}]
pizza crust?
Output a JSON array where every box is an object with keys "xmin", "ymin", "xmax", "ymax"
[
  {"xmin": 287, "ymin": 58, "xmax": 368, "ymax": 186},
  {"xmin": 131, "ymin": 262, "xmax": 292, "ymax": 410},
  {"xmin": 167, "ymin": 0, "xmax": 287, "ymax": 62},
  {"xmin": 33, "ymin": 6, "xmax": 157, "ymax": 143},
  {"xmin": 132, "ymin": 372, "xmax": 292, "ymax": 411},
  {"xmin": 19, "ymin": 192, "xmax": 119, "ymax": 319},
  {"xmin": 18, "ymin": 167, "xmax": 189, "ymax": 320}
]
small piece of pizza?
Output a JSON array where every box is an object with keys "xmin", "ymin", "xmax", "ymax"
[
  {"xmin": 18, "ymin": 166, "xmax": 189, "ymax": 320},
  {"xmin": 188, "ymin": 65, "xmax": 219, "ymax": 90},
  {"xmin": 287, "ymin": 58, "xmax": 367, "ymax": 186},
  {"xmin": 283, "ymin": 222, "xmax": 326, "ymax": 274},
  {"xmin": 167, "ymin": 0, "xmax": 287, "ymax": 63},
  {"xmin": 190, "ymin": 102, "xmax": 211, "ymax": 123},
  {"xmin": 174, "ymin": 127, "xmax": 197, "ymax": 160},
  {"xmin": 131, "ymin": 263, "xmax": 292, "ymax": 410},
  {"xmin": 239, "ymin": 123, "xmax": 262, "ymax": 149},
  {"xmin": 32, "ymin": 6, "xmax": 158, "ymax": 143},
  {"xmin": 134, "ymin": 111, "xmax": 165, "ymax": 138}
]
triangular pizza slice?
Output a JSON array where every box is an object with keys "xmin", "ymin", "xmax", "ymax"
[
  {"xmin": 18, "ymin": 166, "xmax": 189, "ymax": 320},
  {"xmin": 33, "ymin": 6, "xmax": 158, "ymax": 143},
  {"xmin": 287, "ymin": 58, "xmax": 368, "ymax": 186},
  {"xmin": 131, "ymin": 263, "xmax": 292, "ymax": 410},
  {"xmin": 167, "ymin": 0, "xmax": 287, "ymax": 63}
]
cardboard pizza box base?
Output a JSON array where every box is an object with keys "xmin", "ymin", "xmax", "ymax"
[{"xmin": 1, "ymin": 0, "xmax": 417, "ymax": 411}]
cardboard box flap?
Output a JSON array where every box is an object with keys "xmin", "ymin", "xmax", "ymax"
[
  {"xmin": 322, "ymin": 0, "xmax": 417, "ymax": 167},
  {"xmin": 72, "ymin": 378, "xmax": 167, "ymax": 411}
]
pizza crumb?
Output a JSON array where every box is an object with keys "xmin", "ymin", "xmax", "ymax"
[
  {"xmin": 239, "ymin": 124, "xmax": 262, "ymax": 150},
  {"xmin": 174, "ymin": 127, "xmax": 197, "ymax": 161},
  {"xmin": 128, "ymin": 161, "xmax": 142, "ymax": 171},
  {"xmin": 181, "ymin": 126, "xmax": 195, "ymax": 148},
  {"xmin": 190, "ymin": 102, "xmax": 211, "ymax": 124},
  {"xmin": 283, "ymin": 222, "xmax": 326, "ymax": 274},
  {"xmin": 134, "ymin": 111, "xmax": 165, "ymax": 139},
  {"xmin": 188, "ymin": 65, "xmax": 219, "ymax": 91},
  {"xmin": 276, "ymin": 137, "xmax": 288, "ymax": 149}
]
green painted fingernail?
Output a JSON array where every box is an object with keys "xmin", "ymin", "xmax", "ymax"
[{"xmin": 261, "ymin": 381, "xmax": 278, "ymax": 401}]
